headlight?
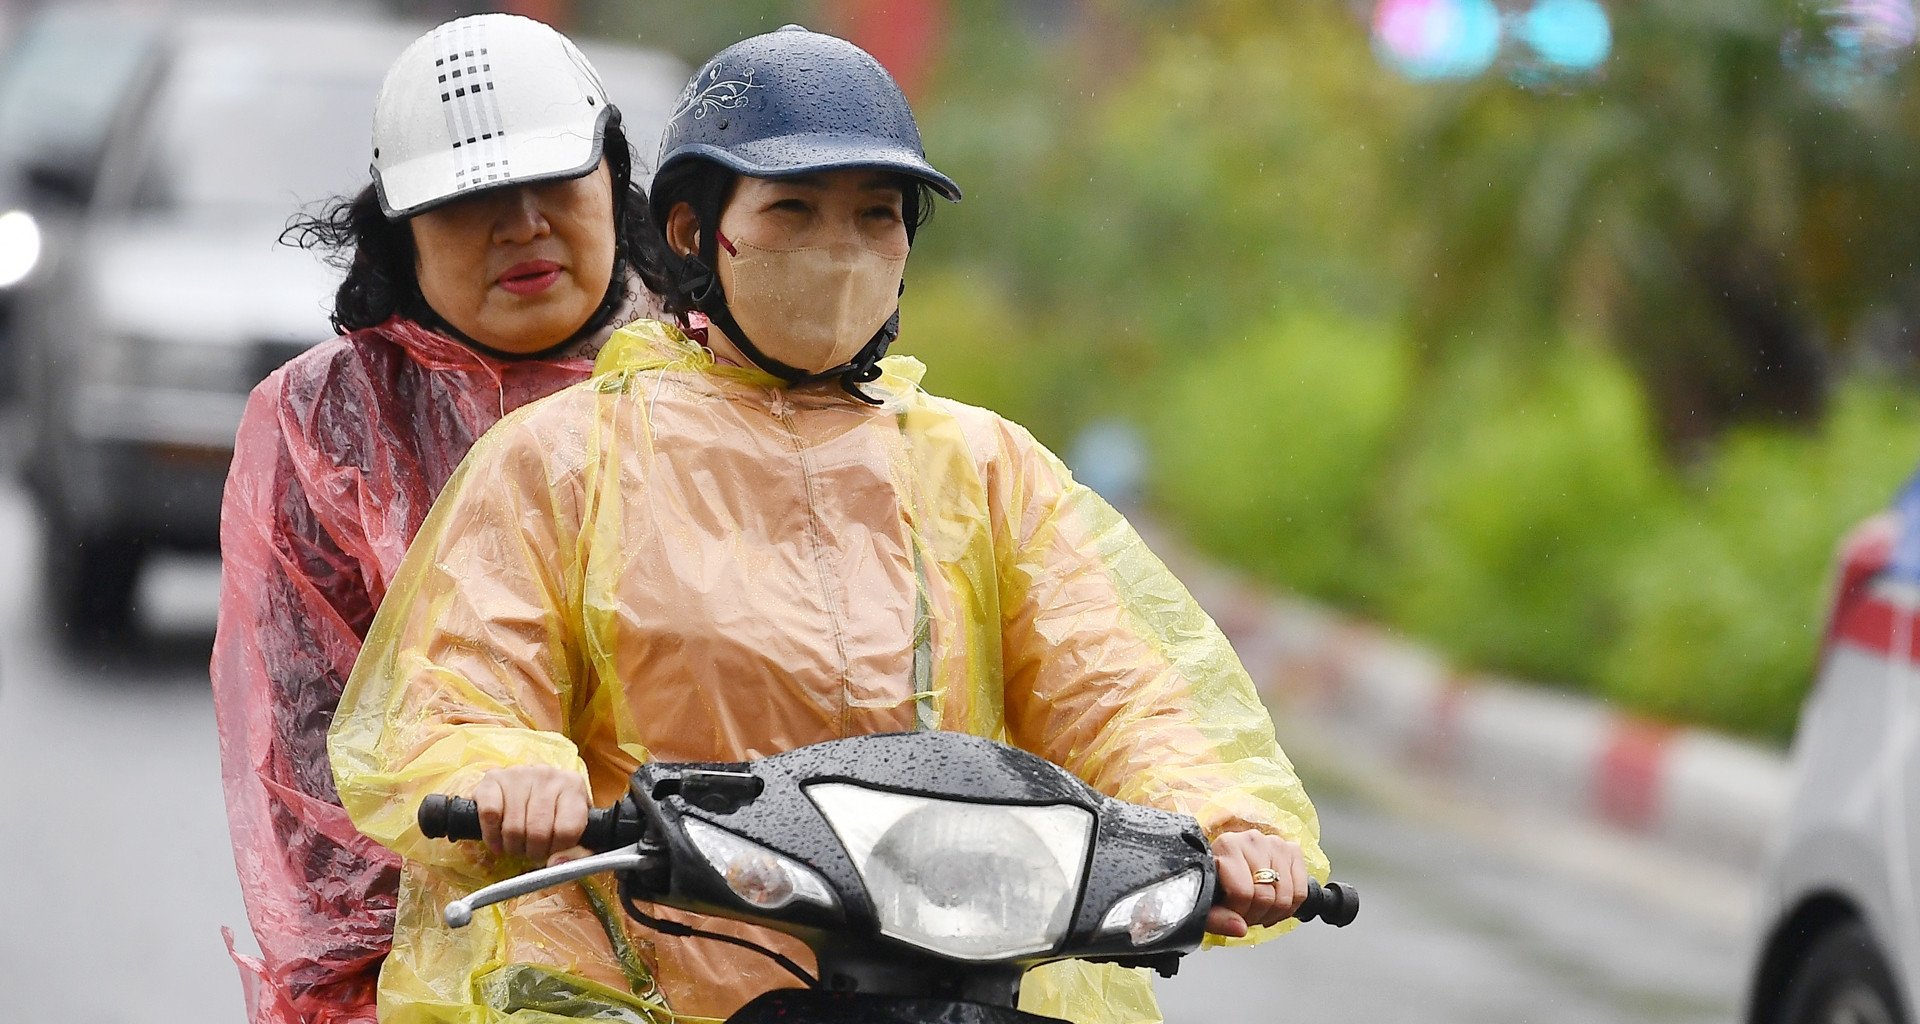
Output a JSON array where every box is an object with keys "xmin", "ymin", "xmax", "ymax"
[
  {"xmin": 806, "ymin": 783, "xmax": 1094, "ymax": 961},
  {"xmin": 0, "ymin": 210, "xmax": 41, "ymax": 289},
  {"xmin": 682, "ymin": 818, "xmax": 838, "ymax": 912},
  {"xmin": 1098, "ymin": 869, "xmax": 1204, "ymax": 947}
]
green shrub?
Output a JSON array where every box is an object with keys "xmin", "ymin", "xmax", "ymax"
[
  {"xmin": 909, "ymin": 258, "xmax": 1920, "ymax": 743},
  {"xmin": 1602, "ymin": 383, "xmax": 1920, "ymax": 740},
  {"xmin": 895, "ymin": 268, "xmax": 1055, "ymax": 430},
  {"xmin": 1150, "ymin": 308, "xmax": 1412, "ymax": 604},
  {"xmin": 1375, "ymin": 343, "xmax": 1673, "ymax": 688}
]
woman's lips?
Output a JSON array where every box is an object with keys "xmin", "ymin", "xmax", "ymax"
[{"xmin": 498, "ymin": 260, "xmax": 563, "ymax": 296}]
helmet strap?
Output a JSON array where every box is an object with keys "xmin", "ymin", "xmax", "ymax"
[{"xmin": 689, "ymin": 227, "xmax": 809, "ymax": 382}]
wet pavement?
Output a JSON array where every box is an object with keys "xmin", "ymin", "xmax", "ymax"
[
  {"xmin": 0, "ymin": 480, "xmax": 1747, "ymax": 1024},
  {"xmin": 1158, "ymin": 786, "xmax": 1748, "ymax": 1024}
]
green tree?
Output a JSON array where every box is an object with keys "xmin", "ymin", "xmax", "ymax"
[{"xmin": 1394, "ymin": 0, "xmax": 1920, "ymax": 447}]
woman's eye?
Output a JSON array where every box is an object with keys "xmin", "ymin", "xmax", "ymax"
[
  {"xmin": 770, "ymin": 199, "xmax": 810, "ymax": 214},
  {"xmin": 866, "ymin": 206, "xmax": 903, "ymax": 222}
]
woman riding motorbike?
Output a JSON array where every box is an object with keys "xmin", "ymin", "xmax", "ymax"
[
  {"xmin": 329, "ymin": 26, "xmax": 1325, "ymax": 1024},
  {"xmin": 210, "ymin": 15, "xmax": 660, "ymax": 1024}
]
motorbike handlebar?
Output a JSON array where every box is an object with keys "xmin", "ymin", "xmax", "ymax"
[
  {"xmin": 1212, "ymin": 872, "xmax": 1359, "ymax": 927},
  {"xmin": 1292, "ymin": 879, "xmax": 1360, "ymax": 927},
  {"xmin": 421, "ymin": 793, "xmax": 1358, "ymax": 927},
  {"xmin": 416, "ymin": 793, "xmax": 632, "ymax": 852}
]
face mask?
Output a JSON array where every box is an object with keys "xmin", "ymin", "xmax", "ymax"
[{"xmin": 717, "ymin": 234, "xmax": 907, "ymax": 377}]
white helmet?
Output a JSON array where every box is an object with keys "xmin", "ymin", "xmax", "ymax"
[{"xmin": 371, "ymin": 14, "xmax": 615, "ymax": 219}]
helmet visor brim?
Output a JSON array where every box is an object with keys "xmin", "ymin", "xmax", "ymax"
[
  {"xmin": 664, "ymin": 131, "xmax": 961, "ymax": 203},
  {"xmin": 374, "ymin": 104, "xmax": 615, "ymax": 219}
]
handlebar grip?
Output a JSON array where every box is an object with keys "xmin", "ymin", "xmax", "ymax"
[
  {"xmin": 1212, "ymin": 872, "xmax": 1360, "ymax": 927},
  {"xmin": 418, "ymin": 794, "xmax": 484, "ymax": 841},
  {"xmin": 1292, "ymin": 879, "xmax": 1360, "ymax": 927},
  {"xmin": 418, "ymin": 794, "xmax": 627, "ymax": 851},
  {"xmin": 579, "ymin": 806, "xmax": 623, "ymax": 852}
]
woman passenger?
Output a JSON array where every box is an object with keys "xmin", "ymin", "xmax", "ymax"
[{"xmin": 210, "ymin": 14, "xmax": 659, "ymax": 1023}]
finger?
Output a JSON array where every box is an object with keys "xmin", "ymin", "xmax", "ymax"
[
  {"xmin": 1249, "ymin": 842, "xmax": 1307, "ymax": 929},
  {"xmin": 475, "ymin": 777, "xmax": 506, "ymax": 857},
  {"xmin": 1249, "ymin": 845, "xmax": 1309, "ymax": 928},
  {"xmin": 525, "ymin": 778, "xmax": 565, "ymax": 863},
  {"xmin": 551, "ymin": 778, "xmax": 589, "ymax": 853},
  {"xmin": 1213, "ymin": 841, "xmax": 1254, "ymax": 918},
  {"xmin": 547, "ymin": 845, "xmax": 592, "ymax": 867},
  {"xmin": 1206, "ymin": 906, "xmax": 1249, "ymax": 938},
  {"xmin": 500, "ymin": 775, "xmax": 531, "ymax": 860},
  {"xmin": 535, "ymin": 775, "xmax": 585, "ymax": 863},
  {"xmin": 1243, "ymin": 855, "xmax": 1280, "ymax": 928},
  {"xmin": 1285, "ymin": 851, "xmax": 1311, "ymax": 921}
]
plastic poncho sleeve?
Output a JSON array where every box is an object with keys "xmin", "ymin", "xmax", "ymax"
[
  {"xmin": 329, "ymin": 415, "xmax": 592, "ymax": 886},
  {"xmin": 989, "ymin": 417, "xmax": 1329, "ymax": 911},
  {"xmin": 212, "ymin": 375, "xmax": 395, "ymax": 1024}
]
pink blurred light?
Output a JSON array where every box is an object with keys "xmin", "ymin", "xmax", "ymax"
[
  {"xmin": 1836, "ymin": 0, "xmax": 1920, "ymax": 50},
  {"xmin": 1376, "ymin": 0, "xmax": 1449, "ymax": 62},
  {"xmin": 1373, "ymin": 0, "xmax": 1502, "ymax": 79}
]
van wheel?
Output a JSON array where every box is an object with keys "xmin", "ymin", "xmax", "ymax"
[
  {"xmin": 41, "ymin": 521, "xmax": 145, "ymax": 642},
  {"xmin": 1778, "ymin": 921, "xmax": 1906, "ymax": 1024}
]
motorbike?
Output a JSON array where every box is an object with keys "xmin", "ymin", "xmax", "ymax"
[{"xmin": 418, "ymin": 730, "xmax": 1358, "ymax": 1023}]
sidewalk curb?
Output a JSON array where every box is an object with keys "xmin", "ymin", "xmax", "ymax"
[{"xmin": 1165, "ymin": 543, "xmax": 1792, "ymax": 872}]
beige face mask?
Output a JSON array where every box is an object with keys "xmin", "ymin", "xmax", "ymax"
[{"xmin": 718, "ymin": 236, "xmax": 908, "ymax": 377}]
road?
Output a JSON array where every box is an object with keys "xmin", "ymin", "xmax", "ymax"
[
  {"xmin": 0, "ymin": 479, "xmax": 1748, "ymax": 1024},
  {"xmin": 1157, "ymin": 779, "xmax": 1749, "ymax": 1024}
]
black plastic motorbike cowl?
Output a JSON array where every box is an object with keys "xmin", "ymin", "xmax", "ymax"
[{"xmin": 725, "ymin": 990, "xmax": 1068, "ymax": 1024}]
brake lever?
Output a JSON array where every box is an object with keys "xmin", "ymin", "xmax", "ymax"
[{"xmin": 444, "ymin": 847, "xmax": 659, "ymax": 928}]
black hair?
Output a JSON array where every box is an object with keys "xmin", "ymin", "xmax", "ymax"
[
  {"xmin": 283, "ymin": 117, "xmax": 666, "ymax": 345},
  {"xmin": 642, "ymin": 157, "xmax": 933, "ymax": 402}
]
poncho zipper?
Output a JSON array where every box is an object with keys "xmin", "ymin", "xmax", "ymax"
[{"xmin": 769, "ymin": 393, "xmax": 856, "ymax": 735}]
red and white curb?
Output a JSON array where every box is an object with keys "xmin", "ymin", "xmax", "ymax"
[{"xmin": 1168, "ymin": 549, "xmax": 1792, "ymax": 871}]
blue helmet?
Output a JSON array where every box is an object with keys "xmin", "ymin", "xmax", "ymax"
[{"xmin": 652, "ymin": 25, "xmax": 961, "ymax": 218}]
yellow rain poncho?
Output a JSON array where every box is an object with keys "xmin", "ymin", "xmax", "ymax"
[{"xmin": 330, "ymin": 319, "xmax": 1326, "ymax": 1023}]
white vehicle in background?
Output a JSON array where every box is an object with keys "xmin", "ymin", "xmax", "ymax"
[
  {"xmin": 9, "ymin": 9, "xmax": 683, "ymax": 639},
  {"xmin": 1749, "ymin": 505, "xmax": 1920, "ymax": 1024},
  {"xmin": 0, "ymin": 6, "xmax": 161, "ymax": 388}
]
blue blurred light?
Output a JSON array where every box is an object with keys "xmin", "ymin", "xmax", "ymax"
[
  {"xmin": 1373, "ymin": 0, "xmax": 1503, "ymax": 81},
  {"xmin": 1067, "ymin": 419, "xmax": 1148, "ymax": 510},
  {"xmin": 1518, "ymin": 0, "xmax": 1612, "ymax": 71}
]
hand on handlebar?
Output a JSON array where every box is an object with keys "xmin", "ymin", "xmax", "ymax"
[
  {"xmin": 471, "ymin": 765, "xmax": 593, "ymax": 864},
  {"xmin": 1207, "ymin": 829, "xmax": 1310, "ymax": 937}
]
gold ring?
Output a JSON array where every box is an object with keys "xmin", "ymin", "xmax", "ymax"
[{"xmin": 1251, "ymin": 868, "xmax": 1282, "ymax": 885}]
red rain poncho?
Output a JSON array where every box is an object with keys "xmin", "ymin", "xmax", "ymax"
[{"xmin": 211, "ymin": 317, "xmax": 595, "ymax": 1024}]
